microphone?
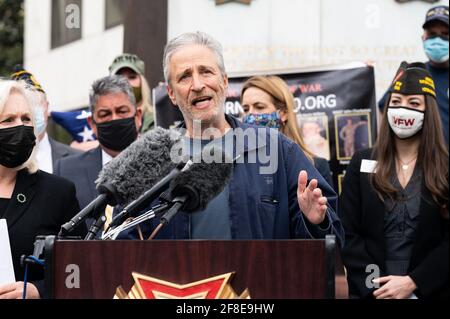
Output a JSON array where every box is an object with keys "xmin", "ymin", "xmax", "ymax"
[
  {"xmin": 59, "ymin": 182, "xmax": 119, "ymax": 236},
  {"xmin": 159, "ymin": 147, "xmax": 234, "ymax": 227},
  {"xmin": 95, "ymin": 127, "xmax": 186, "ymax": 204},
  {"xmin": 107, "ymin": 159, "xmax": 194, "ymax": 230},
  {"xmin": 105, "ymin": 146, "xmax": 234, "ymax": 240},
  {"xmin": 59, "ymin": 127, "xmax": 185, "ymax": 236}
]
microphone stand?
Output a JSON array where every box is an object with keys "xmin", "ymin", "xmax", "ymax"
[
  {"xmin": 85, "ymin": 213, "xmax": 107, "ymax": 240},
  {"xmin": 147, "ymin": 195, "xmax": 189, "ymax": 240},
  {"xmin": 59, "ymin": 194, "xmax": 108, "ymax": 236},
  {"xmin": 147, "ymin": 185, "xmax": 200, "ymax": 240},
  {"xmin": 59, "ymin": 182, "xmax": 119, "ymax": 237},
  {"xmin": 101, "ymin": 203, "xmax": 171, "ymax": 240}
]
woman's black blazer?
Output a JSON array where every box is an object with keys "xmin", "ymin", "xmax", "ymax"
[
  {"xmin": 339, "ymin": 149, "xmax": 448, "ymax": 299},
  {"xmin": 3, "ymin": 169, "xmax": 84, "ymax": 283}
]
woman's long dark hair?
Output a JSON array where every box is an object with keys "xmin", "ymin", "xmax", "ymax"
[{"xmin": 371, "ymin": 94, "xmax": 448, "ymax": 218}]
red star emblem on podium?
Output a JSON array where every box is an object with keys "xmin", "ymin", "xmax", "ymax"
[
  {"xmin": 133, "ymin": 272, "xmax": 233, "ymax": 299},
  {"xmin": 114, "ymin": 272, "xmax": 250, "ymax": 299}
]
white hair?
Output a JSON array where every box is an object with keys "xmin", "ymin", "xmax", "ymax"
[
  {"xmin": 0, "ymin": 80, "xmax": 39, "ymax": 173},
  {"xmin": 163, "ymin": 31, "xmax": 226, "ymax": 83}
]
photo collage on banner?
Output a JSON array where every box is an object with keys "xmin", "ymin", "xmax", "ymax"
[{"xmin": 153, "ymin": 62, "xmax": 377, "ymax": 194}]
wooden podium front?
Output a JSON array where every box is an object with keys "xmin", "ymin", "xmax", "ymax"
[{"xmin": 43, "ymin": 235, "xmax": 348, "ymax": 299}]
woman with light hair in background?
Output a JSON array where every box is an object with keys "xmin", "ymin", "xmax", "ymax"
[
  {"xmin": 240, "ymin": 75, "xmax": 333, "ymax": 188},
  {"xmin": 0, "ymin": 80, "xmax": 84, "ymax": 299}
]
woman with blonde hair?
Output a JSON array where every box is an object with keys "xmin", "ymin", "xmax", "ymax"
[
  {"xmin": 0, "ymin": 80, "xmax": 83, "ymax": 299},
  {"xmin": 240, "ymin": 75, "xmax": 333, "ymax": 187},
  {"xmin": 340, "ymin": 62, "xmax": 448, "ymax": 299}
]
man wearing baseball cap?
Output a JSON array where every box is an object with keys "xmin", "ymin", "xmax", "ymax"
[
  {"xmin": 109, "ymin": 53, "xmax": 145, "ymax": 75},
  {"xmin": 379, "ymin": 5, "xmax": 449, "ymax": 145},
  {"xmin": 109, "ymin": 53, "xmax": 154, "ymax": 132}
]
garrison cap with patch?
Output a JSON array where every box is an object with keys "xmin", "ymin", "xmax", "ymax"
[{"xmin": 389, "ymin": 61, "xmax": 436, "ymax": 98}]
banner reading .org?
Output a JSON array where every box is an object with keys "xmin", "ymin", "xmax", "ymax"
[{"xmin": 152, "ymin": 62, "xmax": 377, "ymax": 193}]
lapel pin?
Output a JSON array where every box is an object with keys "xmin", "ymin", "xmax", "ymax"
[{"xmin": 17, "ymin": 193, "xmax": 27, "ymax": 204}]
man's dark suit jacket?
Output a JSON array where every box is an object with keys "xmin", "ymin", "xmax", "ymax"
[
  {"xmin": 54, "ymin": 147, "xmax": 102, "ymax": 211},
  {"xmin": 340, "ymin": 148, "xmax": 449, "ymax": 299},
  {"xmin": 49, "ymin": 137, "xmax": 81, "ymax": 168},
  {"xmin": 3, "ymin": 169, "xmax": 82, "ymax": 284}
]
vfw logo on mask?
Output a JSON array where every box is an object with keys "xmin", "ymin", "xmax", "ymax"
[
  {"xmin": 388, "ymin": 107, "xmax": 424, "ymax": 139},
  {"xmin": 393, "ymin": 117, "xmax": 416, "ymax": 127}
]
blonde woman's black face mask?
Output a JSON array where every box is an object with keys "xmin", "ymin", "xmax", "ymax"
[{"xmin": 0, "ymin": 125, "xmax": 36, "ymax": 168}]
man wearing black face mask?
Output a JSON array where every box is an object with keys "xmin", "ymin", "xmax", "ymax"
[{"xmin": 54, "ymin": 76, "xmax": 142, "ymax": 225}]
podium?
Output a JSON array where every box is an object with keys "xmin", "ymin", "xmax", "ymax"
[{"xmin": 42, "ymin": 235, "xmax": 348, "ymax": 299}]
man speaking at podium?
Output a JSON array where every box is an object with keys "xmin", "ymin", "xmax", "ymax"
[{"xmin": 121, "ymin": 32, "xmax": 344, "ymax": 244}]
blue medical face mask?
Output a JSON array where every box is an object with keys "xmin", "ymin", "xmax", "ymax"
[
  {"xmin": 242, "ymin": 111, "xmax": 283, "ymax": 129},
  {"xmin": 423, "ymin": 36, "xmax": 449, "ymax": 63},
  {"xmin": 33, "ymin": 106, "xmax": 47, "ymax": 136}
]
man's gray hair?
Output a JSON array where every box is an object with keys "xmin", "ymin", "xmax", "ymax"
[
  {"xmin": 163, "ymin": 31, "xmax": 226, "ymax": 83},
  {"xmin": 89, "ymin": 75, "xmax": 136, "ymax": 113}
]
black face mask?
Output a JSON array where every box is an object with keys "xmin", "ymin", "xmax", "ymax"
[
  {"xmin": 95, "ymin": 117, "xmax": 138, "ymax": 152},
  {"xmin": 0, "ymin": 125, "xmax": 36, "ymax": 168}
]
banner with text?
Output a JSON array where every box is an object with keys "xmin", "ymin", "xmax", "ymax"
[{"xmin": 152, "ymin": 63, "xmax": 377, "ymax": 193}]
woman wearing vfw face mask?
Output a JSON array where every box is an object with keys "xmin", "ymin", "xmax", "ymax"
[
  {"xmin": 340, "ymin": 62, "xmax": 448, "ymax": 299},
  {"xmin": 0, "ymin": 80, "xmax": 85, "ymax": 299},
  {"xmin": 240, "ymin": 76, "xmax": 334, "ymax": 189}
]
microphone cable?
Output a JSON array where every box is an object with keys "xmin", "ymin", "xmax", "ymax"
[{"xmin": 21, "ymin": 255, "xmax": 44, "ymax": 299}]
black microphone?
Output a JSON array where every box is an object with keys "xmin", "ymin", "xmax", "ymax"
[
  {"xmin": 95, "ymin": 127, "xmax": 186, "ymax": 204},
  {"xmin": 160, "ymin": 148, "xmax": 234, "ymax": 226},
  {"xmin": 59, "ymin": 127, "xmax": 185, "ymax": 236},
  {"xmin": 59, "ymin": 183, "xmax": 119, "ymax": 236},
  {"xmin": 107, "ymin": 160, "xmax": 193, "ymax": 229}
]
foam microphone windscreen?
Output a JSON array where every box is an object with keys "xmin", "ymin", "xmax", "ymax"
[
  {"xmin": 95, "ymin": 127, "xmax": 185, "ymax": 204},
  {"xmin": 169, "ymin": 145, "xmax": 233, "ymax": 212}
]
